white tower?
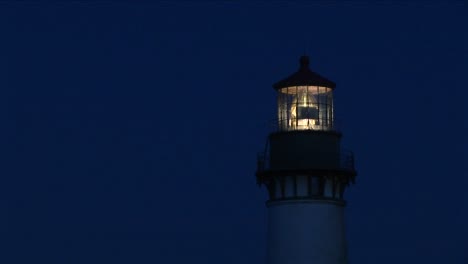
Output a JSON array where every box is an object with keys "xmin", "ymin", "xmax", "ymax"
[{"xmin": 256, "ymin": 56, "xmax": 356, "ymax": 264}]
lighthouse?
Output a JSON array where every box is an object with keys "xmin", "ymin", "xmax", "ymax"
[{"xmin": 256, "ymin": 56, "xmax": 356, "ymax": 264}]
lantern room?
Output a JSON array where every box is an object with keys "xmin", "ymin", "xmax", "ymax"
[{"xmin": 274, "ymin": 56, "xmax": 336, "ymax": 131}]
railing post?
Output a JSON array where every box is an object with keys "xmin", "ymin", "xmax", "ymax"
[{"xmin": 257, "ymin": 153, "xmax": 265, "ymax": 171}]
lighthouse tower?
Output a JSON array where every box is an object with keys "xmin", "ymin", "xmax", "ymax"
[{"xmin": 256, "ymin": 56, "xmax": 356, "ymax": 264}]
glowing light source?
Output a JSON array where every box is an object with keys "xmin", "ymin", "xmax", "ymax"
[{"xmin": 278, "ymin": 86, "xmax": 333, "ymax": 131}]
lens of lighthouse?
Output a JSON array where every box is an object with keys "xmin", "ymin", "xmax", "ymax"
[
  {"xmin": 278, "ymin": 85, "xmax": 333, "ymax": 131},
  {"xmin": 290, "ymin": 88, "xmax": 319, "ymax": 129}
]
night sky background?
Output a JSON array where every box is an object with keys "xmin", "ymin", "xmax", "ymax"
[{"xmin": 0, "ymin": 2, "xmax": 466, "ymax": 263}]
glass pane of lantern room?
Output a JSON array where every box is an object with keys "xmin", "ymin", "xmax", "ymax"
[
  {"xmin": 288, "ymin": 86, "xmax": 296, "ymax": 130},
  {"xmin": 278, "ymin": 90, "xmax": 288, "ymax": 131},
  {"xmin": 277, "ymin": 92, "xmax": 282, "ymax": 129},
  {"xmin": 316, "ymin": 86, "xmax": 333, "ymax": 130},
  {"xmin": 296, "ymin": 86, "xmax": 307, "ymax": 130},
  {"xmin": 308, "ymin": 86, "xmax": 320, "ymax": 130},
  {"xmin": 317, "ymin": 86, "xmax": 325, "ymax": 130},
  {"xmin": 327, "ymin": 90, "xmax": 333, "ymax": 129}
]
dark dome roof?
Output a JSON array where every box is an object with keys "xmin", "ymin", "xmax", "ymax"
[{"xmin": 273, "ymin": 56, "xmax": 336, "ymax": 90}]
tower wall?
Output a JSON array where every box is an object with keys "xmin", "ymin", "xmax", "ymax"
[{"xmin": 266, "ymin": 200, "xmax": 347, "ymax": 264}]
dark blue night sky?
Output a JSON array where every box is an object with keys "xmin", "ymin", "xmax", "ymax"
[{"xmin": 1, "ymin": 2, "xmax": 466, "ymax": 263}]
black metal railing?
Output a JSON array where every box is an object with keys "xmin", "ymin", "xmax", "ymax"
[
  {"xmin": 257, "ymin": 152, "xmax": 268, "ymax": 172},
  {"xmin": 341, "ymin": 149, "xmax": 355, "ymax": 171}
]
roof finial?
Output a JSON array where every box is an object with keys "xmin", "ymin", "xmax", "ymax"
[{"xmin": 299, "ymin": 55, "xmax": 309, "ymax": 69}]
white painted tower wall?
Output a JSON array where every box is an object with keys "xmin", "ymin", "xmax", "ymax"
[{"xmin": 267, "ymin": 199, "xmax": 347, "ymax": 264}]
